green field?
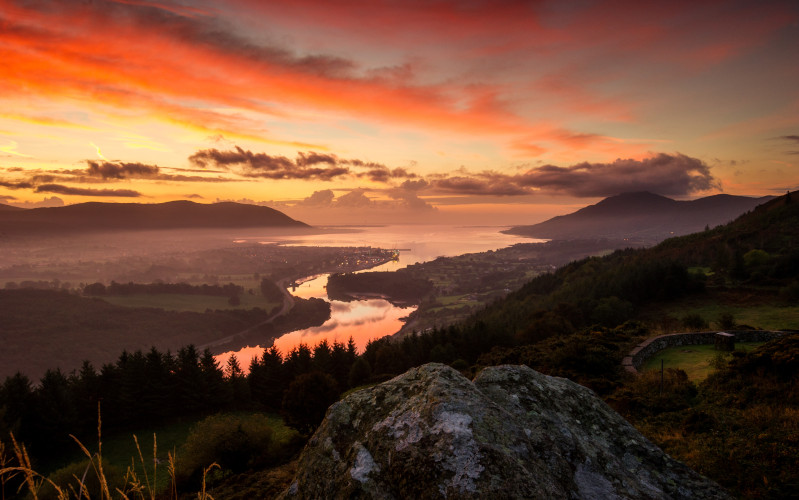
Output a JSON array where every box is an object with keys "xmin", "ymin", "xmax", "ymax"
[
  {"xmin": 642, "ymin": 342, "xmax": 765, "ymax": 381},
  {"xmin": 101, "ymin": 293, "xmax": 279, "ymax": 312}
]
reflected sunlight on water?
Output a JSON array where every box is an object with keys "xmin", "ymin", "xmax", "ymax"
[{"xmin": 215, "ymin": 225, "xmax": 534, "ymax": 371}]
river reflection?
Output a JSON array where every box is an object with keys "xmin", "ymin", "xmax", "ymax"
[
  {"xmin": 215, "ymin": 273, "xmax": 416, "ymax": 371},
  {"xmin": 215, "ymin": 225, "xmax": 532, "ymax": 371}
]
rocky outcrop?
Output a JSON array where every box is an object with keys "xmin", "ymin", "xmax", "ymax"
[{"xmin": 281, "ymin": 363, "xmax": 729, "ymax": 499}]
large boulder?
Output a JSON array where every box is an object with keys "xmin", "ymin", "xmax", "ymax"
[{"xmin": 281, "ymin": 363, "xmax": 729, "ymax": 499}]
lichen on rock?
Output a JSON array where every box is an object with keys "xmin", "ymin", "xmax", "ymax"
[{"xmin": 279, "ymin": 363, "xmax": 730, "ymax": 499}]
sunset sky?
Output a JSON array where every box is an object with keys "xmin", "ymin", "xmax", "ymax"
[{"xmin": 1, "ymin": 0, "xmax": 798, "ymax": 224}]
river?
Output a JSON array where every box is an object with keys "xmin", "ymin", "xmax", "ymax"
[{"xmin": 215, "ymin": 225, "xmax": 533, "ymax": 370}]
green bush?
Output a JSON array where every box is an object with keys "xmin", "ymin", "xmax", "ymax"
[
  {"xmin": 681, "ymin": 313, "xmax": 708, "ymax": 331},
  {"xmin": 175, "ymin": 413, "xmax": 276, "ymax": 489}
]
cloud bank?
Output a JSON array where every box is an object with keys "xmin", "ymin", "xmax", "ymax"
[
  {"xmin": 189, "ymin": 146, "xmax": 415, "ymax": 183},
  {"xmin": 428, "ymin": 153, "xmax": 719, "ymax": 198}
]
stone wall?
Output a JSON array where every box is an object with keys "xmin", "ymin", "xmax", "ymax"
[{"xmin": 622, "ymin": 330, "xmax": 785, "ymax": 375}]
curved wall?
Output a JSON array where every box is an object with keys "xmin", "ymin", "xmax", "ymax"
[{"xmin": 622, "ymin": 330, "xmax": 785, "ymax": 375}]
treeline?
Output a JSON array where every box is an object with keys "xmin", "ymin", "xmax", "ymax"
[
  {"xmin": 83, "ymin": 281, "xmax": 244, "ymax": 297},
  {"xmin": 0, "ymin": 338, "xmax": 360, "ymax": 468},
  {"xmin": 4, "ymin": 279, "xmax": 74, "ymax": 291}
]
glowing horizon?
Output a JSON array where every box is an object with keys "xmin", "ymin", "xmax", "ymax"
[{"xmin": 1, "ymin": 0, "xmax": 797, "ymax": 225}]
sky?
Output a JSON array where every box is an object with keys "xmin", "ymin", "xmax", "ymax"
[{"xmin": 1, "ymin": 0, "xmax": 798, "ymax": 225}]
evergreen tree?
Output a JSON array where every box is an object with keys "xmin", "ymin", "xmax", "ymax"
[
  {"xmin": 33, "ymin": 369, "xmax": 78, "ymax": 455},
  {"xmin": 70, "ymin": 361, "xmax": 100, "ymax": 436},
  {"xmin": 199, "ymin": 348, "xmax": 229, "ymax": 412},
  {"xmin": 329, "ymin": 341, "xmax": 352, "ymax": 390},
  {"xmin": 348, "ymin": 357, "xmax": 371, "ymax": 388},
  {"xmin": 225, "ymin": 354, "xmax": 250, "ymax": 408},
  {"xmin": 250, "ymin": 346, "xmax": 285, "ymax": 411},
  {"xmin": 0, "ymin": 373, "xmax": 35, "ymax": 442},
  {"xmin": 312, "ymin": 340, "xmax": 332, "ymax": 374},
  {"xmin": 281, "ymin": 371, "xmax": 339, "ymax": 434},
  {"xmin": 176, "ymin": 345, "xmax": 204, "ymax": 416}
]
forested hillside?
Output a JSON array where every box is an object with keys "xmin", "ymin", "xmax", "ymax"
[{"xmin": 465, "ymin": 191, "xmax": 799, "ymax": 340}]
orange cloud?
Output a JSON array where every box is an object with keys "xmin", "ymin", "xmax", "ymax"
[
  {"xmin": 1, "ymin": 0, "xmax": 796, "ymax": 174},
  {"xmin": 0, "ymin": 0, "xmax": 654, "ymax": 159}
]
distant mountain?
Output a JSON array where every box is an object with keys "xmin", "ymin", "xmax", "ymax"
[
  {"xmin": 0, "ymin": 203, "xmax": 24, "ymax": 212},
  {"xmin": 0, "ymin": 200, "xmax": 309, "ymax": 233},
  {"xmin": 504, "ymin": 191, "xmax": 773, "ymax": 243}
]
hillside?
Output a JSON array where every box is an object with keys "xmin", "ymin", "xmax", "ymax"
[
  {"xmin": 469, "ymin": 192, "xmax": 798, "ymax": 344},
  {"xmin": 504, "ymin": 191, "xmax": 773, "ymax": 244},
  {"xmin": 0, "ymin": 200, "xmax": 308, "ymax": 234}
]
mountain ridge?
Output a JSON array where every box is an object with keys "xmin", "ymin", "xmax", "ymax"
[
  {"xmin": 0, "ymin": 200, "xmax": 309, "ymax": 233},
  {"xmin": 504, "ymin": 191, "xmax": 773, "ymax": 244}
]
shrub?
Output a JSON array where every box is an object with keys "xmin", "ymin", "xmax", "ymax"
[
  {"xmin": 175, "ymin": 413, "xmax": 276, "ymax": 489},
  {"xmin": 612, "ymin": 368, "xmax": 697, "ymax": 418},
  {"xmin": 717, "ymin": 312, "xmax": 735, "ymax": 330},
  {"xmin": 681, "ymin": 313, "xmax": 708, "ymax": 331}
]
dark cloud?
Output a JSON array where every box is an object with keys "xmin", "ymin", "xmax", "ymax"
[
  {"xmin": 188, "ymin": 146, "xmax": 417, "ymax": 183},
  {"xmin": 425, "ymin": 153, "xmax": 718, "ymax": 198},
  {"xmin": 35, "ymin": 184, "xmax": 142, "ymax": 197},
  {"xmin": 0, "ymin": 180, "xmax": 33, "ymax": 190},
  {"xmin": 189, "ymin": 146, "xmax": 351, "ymax": 181},
  {"xmin": 296, "ymin": 152, "xmax": 338, "ymax": 166},
  {"xmin": 353, "ymin": 162, "xmax": 417, "ymax": 183},
  {"xmin": 185, "ymin": 193, "xmax": 204, "ymax": 199},
  {"xmin": 516, "ymin": 153, "xmax": 719, "ymax": 197},
  {"xmin": 399, "ymin": 179, "xmax": 428, "ymax": 191},
  {"xmin": 29, "ymin": 175, "xmax": 59, "ymax": 184},
  {"xmin": 82, "ymin": 160, "xmax": 239, "ymax": 183},
  {"xmin": 432, "ymin": 175, "xmax": 529, "ymax": 196},
  {"xmin": 86, "ymin": 161, "xmax": 160, "ymax": 179}
]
